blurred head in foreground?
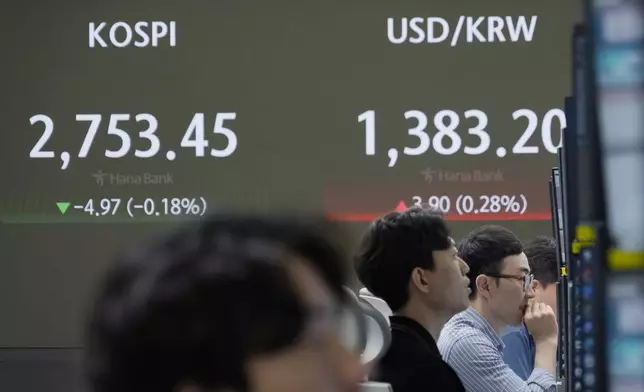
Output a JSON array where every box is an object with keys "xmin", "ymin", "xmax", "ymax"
[{"xmin": 85, "ymin": 214, "xmax": 365, "ymax": 392}]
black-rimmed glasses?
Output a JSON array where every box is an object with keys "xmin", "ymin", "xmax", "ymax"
[{"xmin": 485, "ymin": 273, "xmax": 534, "ymax": 291}]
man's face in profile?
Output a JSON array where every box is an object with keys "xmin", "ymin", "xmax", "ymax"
[
  {"xmin": 427, "ymin": 238, "xmax": 470, "ymax": 316},
  {"xmin": 488, "ymin": 253, "xmax": 535, "ymax": 327},
  {"xmin": 245, "ymin": 258, "xmax": 365, "ymax": 392}
]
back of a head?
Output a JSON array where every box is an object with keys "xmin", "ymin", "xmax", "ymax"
[
  {"xmin": 85, "ymin": 214, "xmax": 350, "ymax": 392},
  {"xmin": 523, "ymin": 236, "xmax": 558, "ymax": 286},
  {"xmin": 354, "ymin": 206, "xmax": 451, "ymax": 312},
  {"xmin": 458, "ymin": 225, "xmax": 523, "ymax": 299}
]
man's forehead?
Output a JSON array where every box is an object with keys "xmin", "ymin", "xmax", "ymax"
[{"xmin": 501, "ymin": 253, "xmax": 530, "ymax": 273}]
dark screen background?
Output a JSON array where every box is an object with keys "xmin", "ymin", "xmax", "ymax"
[{"xmin": 1, "ymin": 0, "xmax": 579, "ymax": 353}]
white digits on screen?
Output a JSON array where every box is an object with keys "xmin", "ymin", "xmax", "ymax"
[
  {"xmin": 181, "ymin": 113, "xmax": 238, "ymax": 157},
  {"xmin": 512, "ymin": 108, "xmax": 565, "ymax": 154},
  {"xmin": 76, "ymin": 114, "xmax": 101, "ymax": 157},
  {"xmin": 403, "ymin": 110, "xmax": 430, "ymax": 155},
  {"xmin": 29, "ymin": 115, "xmax": 55, "ymax": 158},
  {"xmin": 433, "ymin": 110, "xmax": 461, "ymax": 155},
  {"xmin": 358, "ymin": 110, "xmax": 376, "ymax": 155},
  {"xmin": 135, "ymin": 113, "xmax": 161, "ymax": 158},
  {"xmin": 29, "ymin": 113, "xmax": 238, "ymax": 170},
  {"xmin": 412, "ymin": 196, "xmax": 451, "ymax": 212},
  {"xmin": 541, "ymin": 109, "xmax": 566, "ymax": 154},
  {"xmin": 463, "ymin": 109, "xmax": 490, "ymax": 155},
  {"xmin": 358, "ymin": 108, "xmax": 564, "ymax": 166}
]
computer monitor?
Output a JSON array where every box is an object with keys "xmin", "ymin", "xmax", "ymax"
[
  {"xmin": 561, "ymin": 96, "xmax": 578, "ymax": 389},
  {"xmin": 591, "ymin": 0, "xmax": 644, "ymax": 251},
  {"xmin": 589, "ymin": 1, "xmax": 644, "ymax": 391},
  {"xmin": 550, "ymin": 167, "xmax": 569, "ymax": 381},
  {"xmin": 552, "ymin": 167, "xmax": 566, "ymax": 265},
  {"xmin": 549, "ymin": 176, "xmax": 557, "ymax": 246},
  {"xmin": 561, "ymin": 97, "xmax": 578, "ymax": 272},
  {"xmin": 573, "ymin": 24, "xmax": 595, "ymax": 222},
  {"xmin": 569, "ymin": 23, "xmax": 602, "ymax": 392}
]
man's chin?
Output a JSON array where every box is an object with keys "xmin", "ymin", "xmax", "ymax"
[
  {"xmin": 510, "ymin": 313, "xmax": 525, "ymax": 326},
  {"xmin": 448, "ymin": 302, "xmax": 468, "ymax": 318}
]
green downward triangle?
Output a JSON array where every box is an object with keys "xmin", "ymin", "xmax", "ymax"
[{"xmin": 56, "ymin": 202, "xmax": 70, "ymax": 214}]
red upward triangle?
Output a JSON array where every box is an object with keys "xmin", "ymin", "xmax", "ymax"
[{"xmin": 395, "ymin": 200, "xmax": 408, "ymax": 211}]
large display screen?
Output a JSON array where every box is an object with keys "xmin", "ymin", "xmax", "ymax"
[
  {"xmin": 592, "ymin": 0, "xmax": 644, "ymax": 391},
  {"xmin": 0, "ymin": 1, "xmax": 580, "ymax": 347},
  {"xmin": 593, "ymin": 0, "xmax": 644, "ymax": 251}
]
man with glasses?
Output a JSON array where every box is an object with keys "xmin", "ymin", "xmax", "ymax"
[
  {"xmin": 502, "ymin": 237, "xmax": 560, "ymax": 380},
  {"xmin": 437, "ymin": 226, "xmax": 558, "ymax": 392}
]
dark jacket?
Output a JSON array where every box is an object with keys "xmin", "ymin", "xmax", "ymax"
[{"xmin": 374, "ymin": 315, "xmax": 466, "ymax": 392}]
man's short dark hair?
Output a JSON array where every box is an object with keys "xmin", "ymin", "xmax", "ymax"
[
  {"xmin": 457, "ymin": 225, "xmax": 523, "ymax": 299},
  {"xmin": 524, "ymin": 236, "xmax": 558, "ymax": 286},
  {"xmin": 354, "ymin": 207, "xmax": 452, "ymax": 312},
  {"xmin": 85, "ymin": 214, "xmax": 349, "ymax": 392}
]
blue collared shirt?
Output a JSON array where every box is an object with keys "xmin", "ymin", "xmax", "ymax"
[
  {"xmin": 502, "ymin": 324, "xmax": 536, "ymax": 380},
  {"xmin": 438, "ymin": 307, "xmax": 556, "ymax": 392}
]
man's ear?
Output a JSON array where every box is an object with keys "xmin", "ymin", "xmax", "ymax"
[
  {"xmin": 532, "ymin": 279, "xmax": 543, "ymax": 292},
  {"xmin": 410, "ymin": 267, "xmax": 431, "ymax": 294},
  {"xmin": 475, "ymin": 275, "xmax": 491, "ymax": 299}
]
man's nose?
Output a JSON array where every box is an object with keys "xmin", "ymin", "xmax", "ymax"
[
  {"xmin": 525, "ymin": 285, "xmax": 536, "ymax": 299},
  {"xmin": 458, "ymin": 257, "xmax": 469, "ymax": 274}
]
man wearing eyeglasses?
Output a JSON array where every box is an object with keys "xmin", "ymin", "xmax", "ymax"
[
  {"xmin": 437, "ymin": 226, "xmax": 558, "ymax": 392},
  {"xmin": 502, "ymin": 237, "xmax": 560, "ymax": 380}
]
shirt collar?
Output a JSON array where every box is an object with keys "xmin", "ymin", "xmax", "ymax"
[{"xmin": 463, "ymin": 307, "xmax": 505, "ymax": 351}]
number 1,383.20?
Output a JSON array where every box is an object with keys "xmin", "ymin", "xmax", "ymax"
[{"xmin": 358, "ymin": 108, "xmax": 565, "ymax": 166}]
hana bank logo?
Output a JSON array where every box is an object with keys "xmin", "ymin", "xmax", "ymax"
[
  {"xmin": 420, "ymin": 167, "xmax": 504, "ymax": 184},
  {"xmin": 91, "ymin": 170, "xmax": 174, "ymax": 187}
]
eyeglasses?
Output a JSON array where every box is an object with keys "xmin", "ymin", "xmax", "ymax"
[{"xmin": 485, "ymin": 273, "xmax": 534, "ymax": 291}]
